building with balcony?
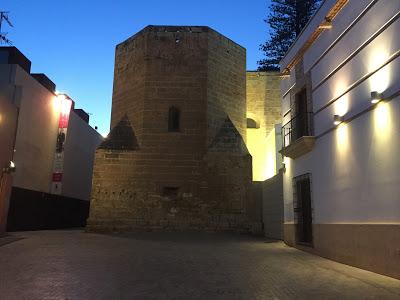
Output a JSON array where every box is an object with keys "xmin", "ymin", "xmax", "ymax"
[{"xmin": 280, "ymin": 0, "xmax": 400, "ymax": 279}]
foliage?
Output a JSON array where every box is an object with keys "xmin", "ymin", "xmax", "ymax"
[{"xmin": 258, "ymin": 0, "xmax": 321, "ymax": 71}]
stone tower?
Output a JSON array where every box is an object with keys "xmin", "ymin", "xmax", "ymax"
[{"xmin": 87, "ymin": 26, "xmax": 260, "ymax": 233}]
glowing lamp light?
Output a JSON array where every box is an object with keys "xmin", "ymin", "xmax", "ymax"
[
  {"xmin": 56, "ymin": 93, "xmax": 66, "ymax": 101},
  {"xmin": 3, "ymin": 161, "xmax": 16, "ymax": 173},
  {"xmin": 333, "ymin": 114, "xmax": 343, "ymax": 126},
  {"xmin": 319, "ymin": 19, "xmax": 332, "ymax": 29},
  {"xmin": 280, "ymin": 68, "xmax": 290, "ymax": 78},
  {"xmin": 60, "ymin": 98, "xmax": 72, "ymax": 115},
  {"xmin": 371, "ymin": 91, "xmax": 382, "ymax": 104},
  {"xmin": 57, "ymin": 94, "xmax": 73, "ymax": 128}
]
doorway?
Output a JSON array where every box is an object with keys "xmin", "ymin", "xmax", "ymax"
[
  {"xmin": 294, "ymin": 174, "xmax": 313, "ymax": 245},
  {"xmin": 294, "ymin": 88, "xmax": 309, "ymax": 140}
]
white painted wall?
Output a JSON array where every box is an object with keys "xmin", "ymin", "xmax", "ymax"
[
  {"xmin": 1, "ymin": 64, "xmax": 60, "ymax": 193},
  {"xmin": 0, "ymin": 62, "xmax": 102, "ymax": 200},
  {"xmin": 262, "ymin": 171, "xmax": 284, "ymax": 239},
  {"xmin": 280, "ymin": 0, "xmax": 338, "ymax": 71},
  {"xmin": 282, "ymin": 0, "xmax": 400, "ymax": 225},
  {"xmin": 303, "ymin": 0, "xmax": 375, "ymax": 73},
  {"xmin": 0, "ymin": 86, "xmax": 18, "ymax": 170},
  {"xmin": 62, "ymin": 112, "xmax": 103, "ymax": 201}
]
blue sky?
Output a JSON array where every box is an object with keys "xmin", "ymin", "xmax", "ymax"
[{"xmin": 2, "ymin": 0, "xmax": 271, "ymax": 135}]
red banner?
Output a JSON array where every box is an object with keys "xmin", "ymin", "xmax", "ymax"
[
  {"xmin": 52, "ymin": 173, "xmax": 63, "ymax": 182},
  {"xmin": 58, "ymin": 98, "xmax": 72, "ymax": 128}
]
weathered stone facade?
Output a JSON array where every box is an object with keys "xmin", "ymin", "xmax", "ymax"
[
  {"xmin": 246, "ymin": 71, "xmax": 281, "ymax": 138},
  {"xmin": 87, "ymin": 26, "xmax": 260, "ymax": 233},
  {"xmin": 246, "ymin": 71, "xmax": 282, "ymax": 181}
]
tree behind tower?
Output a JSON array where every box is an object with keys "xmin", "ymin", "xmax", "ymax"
[{"xmin": 258, "ymin": 0, "xmax": 321, "ymax": 71}]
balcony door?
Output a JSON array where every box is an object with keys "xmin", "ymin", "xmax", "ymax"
[{"xmin": 294, "ymin": 88, "xmax": 308, "ymax": 140}]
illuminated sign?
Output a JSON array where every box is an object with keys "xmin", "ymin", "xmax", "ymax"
[
  {"xmin": 59, "ymin": 98, "xmax": 72, "ymax": 128},
  {"xmin": 52, "ymin": 173, "xmax": 63, "ymax": 182},
  {"xmin": 51, "ymin": 94, "xmax": 73, "ymax": 195}
]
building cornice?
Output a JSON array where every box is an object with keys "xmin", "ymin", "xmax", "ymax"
[{"xmin": 281, "ymin": 0, "xmax": 349, "ymax": 72}]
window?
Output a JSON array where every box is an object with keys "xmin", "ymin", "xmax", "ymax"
[
  {"xmin": 168, "ymin": 106, "xmax": 180, "ymax": 132},
  {"xmin": 294, "ymin": 88, "xmax": 310, "ymax": 140},
  {"xmin": 295, "ymin": 88, "xmax": 308, "ymax": 115},
  {"xmin": 162, "ymin": 187, "xmax": 179, "ymax": 199},
  {"xmin": 282, "ymin": 87, "xmax": 314, "ymax": 148},
  {"xmin": 246, "ymin": 118, "xmax": 259, "ymax": 129}
]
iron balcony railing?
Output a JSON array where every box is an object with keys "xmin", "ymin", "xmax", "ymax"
[{"xmin": 282, "ymin": 112, "xmax": 314, "ymax": 148}]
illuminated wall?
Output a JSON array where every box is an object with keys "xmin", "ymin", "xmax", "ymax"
[
  {"xmin": 246, "ymin": 72, "xmax": 281, "ymax": 181},
  {"xmin": 247, "ymin": 125, "xmax": 282, "ymax": 181},
  {"xmin": 4, "ymin": 64, "xmax": 60, "ymax": 193},
  {"xmin": 62, "ymin": 111, "xmax": 103, "ymax": 201},
  {"xmin": 0, "ymin": 90, "xmax": 18, "ymax": 234},
  {"xmin": 0, "ymin": 57, "xmax": 102, "ymax": 200},
  {"xmin": 281, "ymin": 0, "xmax": 400, "ymax": 224}
]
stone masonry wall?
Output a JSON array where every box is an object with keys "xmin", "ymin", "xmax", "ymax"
[
  {"xmin": 246, "ymin": 71, "xmax": 281, "ymax": 138},
  {"xmin": 109, "ymin": 27, "xmax": 209, "ymax": 215},
  {"xmin": 111, "ymin": 32, "xmax": 147, "ymax": 138},
  {"xmin": 245, "ymin": 71, "xmax": 282, "ymax": 181},
  {"xmin": 89, "ymin": 148, "xmax": 257, "ymax": 232},
  {"xmin": 207, "ymin": 30, "xmax": 247, "ymax": 145},
  {"xmin": 88, "ymin": 118, "xmax": 258, "ymax": 232},
  {"xmin": 141, "ymin": 26, "xmax": 208, "ymax": 158},
  {"xmin": 88, "ymin": 26, "xmax": 259, "ymax": 233}
]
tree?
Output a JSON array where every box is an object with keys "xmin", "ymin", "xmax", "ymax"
[
  {"xmin": 258, "ymin": 0, "xmax": 321, "ymax": 71},
  {"xmin": 0, "ymin": 11, "xmax": 13, "ymax": 45}
]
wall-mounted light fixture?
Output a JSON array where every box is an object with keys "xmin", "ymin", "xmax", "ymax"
[
  {"xmin": 333, "ymin": 114, "xmax": 343, "ymax": 126},
  {"xmin": 280, "ymin": 68, "xmax": 290, "ymax": 78},
  {"xmin": 56, "ymin": 93, "xmax": 66, "ymax": 101},
  {"xmin": 371, "ymin": 91, "xmax": 382, "ymax": 104},
  {"xmin": 319, "ymin": 17, "xmax": 333, "ymax": 29},
  {"xmin": 2, "ymin": 161, "xmax": 16, "ymax": 174}
]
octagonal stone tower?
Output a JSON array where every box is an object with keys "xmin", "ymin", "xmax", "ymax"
[{"xmin": 87, "ymin": 26, "xmax": 260, "ymax": 233}]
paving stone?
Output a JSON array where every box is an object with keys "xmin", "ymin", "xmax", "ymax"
[{"xmin": 0, "ymin": 230, "xmax": 399, "ymax": 299}]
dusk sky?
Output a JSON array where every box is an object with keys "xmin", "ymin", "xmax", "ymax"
[{"xmin": 2, "ymin": 0, "xmax": 272, "ymax": 135}]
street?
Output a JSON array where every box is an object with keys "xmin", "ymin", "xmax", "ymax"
[{"xmin": 0, "ymin": 230, "xmax": 399, "ymax": 299}]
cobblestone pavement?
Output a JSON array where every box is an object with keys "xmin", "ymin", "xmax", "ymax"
[{"xmin": 0, "ymin": 230, "xmax": 399, "ymax": 299}]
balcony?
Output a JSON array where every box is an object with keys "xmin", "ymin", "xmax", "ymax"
[{"xmin": 280, "ymin": 112, "xmax": 315, "ymax": 159}]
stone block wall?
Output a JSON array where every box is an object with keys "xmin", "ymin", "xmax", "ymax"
[
  {"xmin": 111, "ymin": 31, "xmax": 147, "ymax": 137},
  {"xmin": 246, "ymin": 71, "xmax": 281, "ymax": 137},
  {"xmin": 88, "ymin": 26, "xmax": 259, "ymax": 233},
  {"xmin": 207, "ymin": 30, "xmax": 246, "ymax": 145},
  {"xmin": 89, "ymin": 150, "xmax": 256, "ymax": 232},
  {"xmin": 108, "ymin": 27, "xmax": 210, "ymax": 225},
  {"xmin": 246, "ymin": 71, "xmax": 282, "ymax": 181},
  {"xmin": 88, "ymin": 118, "xmax": 258, "ymax": 233}
]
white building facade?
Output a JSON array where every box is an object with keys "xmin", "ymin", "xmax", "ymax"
[
  {"xmin": 280, "ymin": 0, "xmax": 400, "ymax": 279},
  {"xmin": 0, "ymin": 47, "xmax": 102, "ymax": 201}
]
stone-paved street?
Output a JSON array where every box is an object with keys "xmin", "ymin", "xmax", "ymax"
[{"xmin": 0, "ymin": 230, "xmax": 399, "ymax": 299}]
